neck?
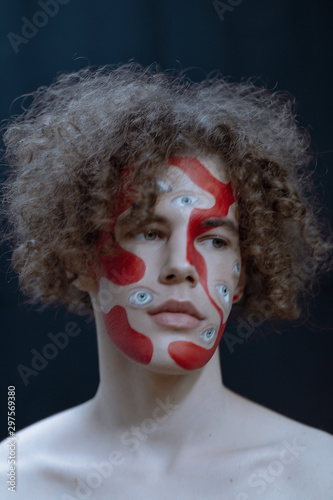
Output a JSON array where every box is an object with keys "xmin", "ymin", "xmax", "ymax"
[{"xmin": 90, "ymin": 303, "xmax": 233, "ymax": 459}]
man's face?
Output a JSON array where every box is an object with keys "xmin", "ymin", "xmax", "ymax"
[{"xmin": 95, "ymin": 156, "xmax": 243, "ymax": 373}]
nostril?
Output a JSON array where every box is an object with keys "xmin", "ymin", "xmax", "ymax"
[{"xmin": 166, "ymin": 274, "xmax": 176, "ymax": 281}]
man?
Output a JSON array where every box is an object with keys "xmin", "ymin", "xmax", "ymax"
[{"xmin": 1, "ymin": 64, "xmax": 332, "ymax": 499}]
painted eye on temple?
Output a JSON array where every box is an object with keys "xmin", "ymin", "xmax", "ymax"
[
  {"xmin": 128, "ymin": 290, "xmax": 154, "ymax": 306},
  {"xmin": 233, "ymin": 262, "xmax": 241, "ymax": 276},
  {"xmin": 200, "ymin": 328, "xmax": 217, "ymax": 344},
  {"xmin": 171, "ymin": 195, "xmax": 199, "ymax": 207},
  {"xmin": 216, "ymin": 284, "xmax": 230, "ymax": 305}
]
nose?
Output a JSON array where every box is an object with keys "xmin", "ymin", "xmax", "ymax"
[{"xmin": 158, "ymin": 231, "xmax": 199, "ymax": 287}]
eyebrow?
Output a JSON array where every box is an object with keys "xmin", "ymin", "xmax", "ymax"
[
  {"xmin": 200, "ymin": 218, "xmax": 239, "ymax": 235},
  {"xmin": 117, "ymin": 214, "xmax": 167, "ymax": 228}
]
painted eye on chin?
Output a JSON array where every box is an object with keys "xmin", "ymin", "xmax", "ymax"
[
  {"xmin": 128, "ymin": 290, "xmax": 154, "ymax": 306},
  {"xmin": 200, "ymin": 328, "xmax": 217, "ymax": 344}
]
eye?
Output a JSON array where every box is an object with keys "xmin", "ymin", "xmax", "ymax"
[
  {"xmin": 139, "ymin": 229, "xmax": 160, "ymax": 241},
  {"xmin": 199, "ymin": 237, "xmax": 228, "ymax": 249},
  {"xmin": 128, "ymin": 290, "xmax": 153, "ymax": 306},
  {"xmin": 211, "ymin": 238, "xmax": 227, "ymax": 249},
  {"xmin": 216, "ymin": 284, "xmax": 230, "ymax": 305}
]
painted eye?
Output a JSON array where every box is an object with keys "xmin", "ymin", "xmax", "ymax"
[
  {"xmin": 233, "ymin": 262, "xmax": 241, "ymax": 275},
  {"xmin": 200, "ymin": 328, "xmax": 217, "ymax": 344},
  {"xmin": 157, "ymin": 180, "xmax": 172, "ymax": 193},
  {"xmin": 216, "ymin": 284, "xmax": 230, "ymax": 305},
  {"xmin": 128, "ymin": 290, "xmax": 153, "ymax": 306},
  {"xmin": 171, "ymin": 195, "xmax": 199, "ymax": 207},
  {"xmin": 181, "ymin": 196, "xmax": 192, "ymax": 205}
]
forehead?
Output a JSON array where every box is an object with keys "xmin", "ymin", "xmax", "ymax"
[
  {"xmin": 161, "ymin": 156, "xmax": 229, "ymax": 191},
  {"xmin": 115, "ymin": 155, "xmax": 236, "ymax": 227},
  {"xmin": 154, "ymin": 156, "xmax": 236, "ymax": 217}
]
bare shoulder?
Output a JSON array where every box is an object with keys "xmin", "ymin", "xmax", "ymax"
[
  {"xmin": 291, "ymin": 423, "xmax": 333, "ymax": 497},
  {"xmin": 0, "ymin": 400, "xmax": 95, "ymax": 499},
  {"xmin": 225, "ymin": 388, "xmax": 333, "ymax": 499}
]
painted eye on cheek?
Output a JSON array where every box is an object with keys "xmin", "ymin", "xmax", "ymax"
[
  {"xmin": 216, "ymin": 284, "xmax": 230, "ymax": 306},
  {"xmin": 200, "ymin": 327, "xmax": 217, "ymax": 344},
  {"xmin": 128, "ymin": 290, "xmax": 154, "ymax": 307}
]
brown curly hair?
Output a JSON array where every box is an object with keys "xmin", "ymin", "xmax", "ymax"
[{"xmin": 1, "ymin": 64, "xmax": 332, "ymax": 319}]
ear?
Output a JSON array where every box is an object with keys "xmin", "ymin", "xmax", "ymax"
[
  {"xmin": 232, "ymin": 264, "xmax": 246, "ymax": 304},
  {"xmin": 72, "ymin": 274, "xmax": 98, "ymax": 293}
]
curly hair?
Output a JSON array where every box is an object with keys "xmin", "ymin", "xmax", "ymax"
[{"xmin": 1, "ymin": 63, "xmax": 332, "ymax": 320}]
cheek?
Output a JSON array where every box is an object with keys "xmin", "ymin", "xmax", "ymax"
[
  {"xmin": 96, "ymin": 233, "xmax": 146, "ymax": 286},
  {"xmin": 103, "ymin": 305, "xmax": 153, "ymax": 364}
]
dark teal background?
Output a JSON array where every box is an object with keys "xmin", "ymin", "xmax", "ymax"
[{"xmin": 0, "ymin": 0, "xmax": 332, "ymax": 440}]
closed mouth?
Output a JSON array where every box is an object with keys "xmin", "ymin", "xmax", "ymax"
[{"xmin": 148, "ymin": 300, "xmax": 204, "ymax": 320}]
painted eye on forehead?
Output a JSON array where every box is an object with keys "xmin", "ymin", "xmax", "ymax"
[
  {"xmin": 171, "ymin": 195, "xmax": 199, "ymax": 207},
  {"xmin": 157, "ymin": 180, "xmax": 172, "ymax": 193},
  {"xmin": 128, "ymin": 290, "xmax": 154, "ymax": 307},
  {"xmin": 216, "ymin": 284, "xmax": 230, "ymax": 306}
]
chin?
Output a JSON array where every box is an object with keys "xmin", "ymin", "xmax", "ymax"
[{"xmin": 143, "ymin": 363, "xmax": 198, "ymax": 376}]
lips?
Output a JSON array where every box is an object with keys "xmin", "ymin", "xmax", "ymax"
[{"xmin": 148, "ymin": 300, "xmax": 204, "ymax": 329}]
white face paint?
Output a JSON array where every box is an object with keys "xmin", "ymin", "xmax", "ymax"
[{"xmin": 95, "ymin": 156, "xmax": 244, "ymax": 373}]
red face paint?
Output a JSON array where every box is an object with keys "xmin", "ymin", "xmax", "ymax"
[
  {"xmin": 105, "ymin": 305, "xmax": 153, "ymax": 364},
  {"xmin": 96, "ymin": 176, "xmax": 152, "ymax": 364},
  {"xmin": 167, "ymin": 156, "xmax": 235, "ymax": 370},
  {"xmin": 97, "ymin": 233, "xmax": 145, "ymax": 286},
  {"xmin": 96, "ymin": 156, "xmax": 237, "ymax": 372}
]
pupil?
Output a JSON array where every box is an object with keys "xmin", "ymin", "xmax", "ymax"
[{"xmin": 182, "ymin": 196, "xmax": 190, "ymax": 204}]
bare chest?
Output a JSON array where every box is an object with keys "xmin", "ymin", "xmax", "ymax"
[{"xmin": 21, "ymin": 447, "xmax": 305, "ymax": 500}]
